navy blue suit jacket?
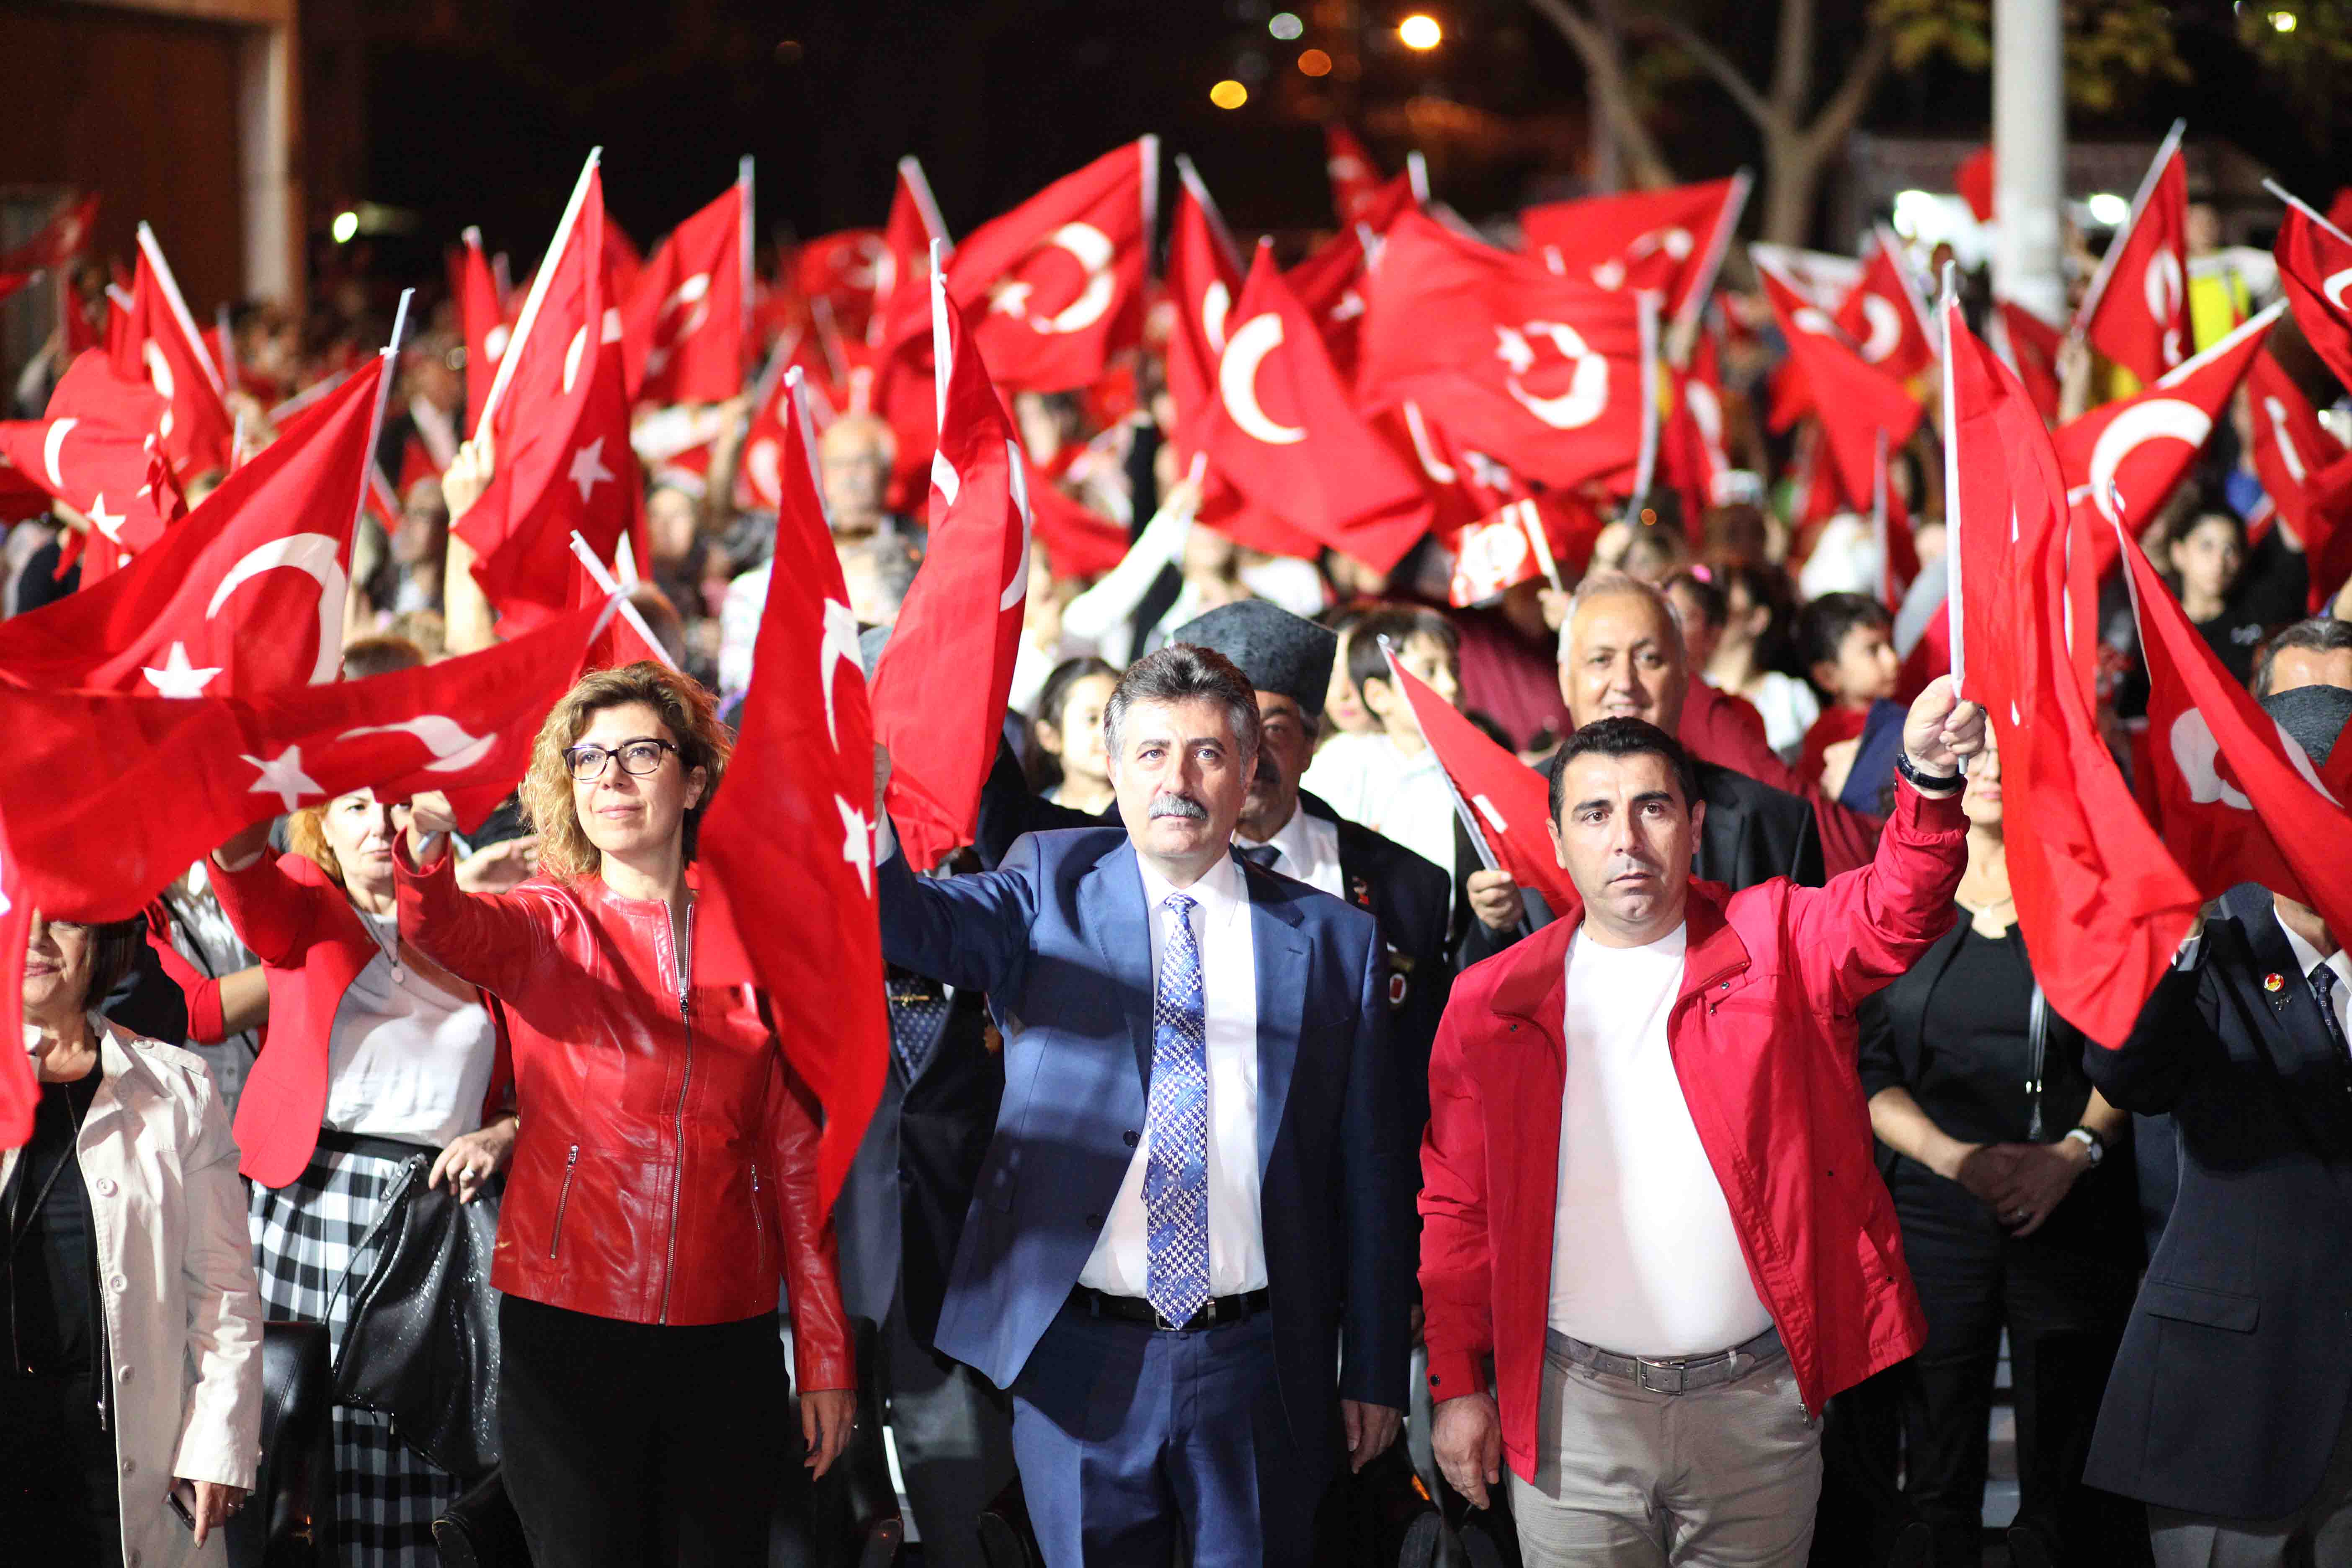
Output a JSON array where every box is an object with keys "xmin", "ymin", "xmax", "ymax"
[{"xmin": 876, "ymin": 825, "xmax": 1414, "ymax": 1464}]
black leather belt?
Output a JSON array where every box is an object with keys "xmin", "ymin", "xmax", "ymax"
[{"xmin": 1070, "ymin": 1285, "xmax": 1270, "ymax": 1333}]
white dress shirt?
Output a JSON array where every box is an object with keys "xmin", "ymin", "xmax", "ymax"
[
  {"xmin": 1300, "ymin": 732, "xmax": 1458, "ymax": 897},
  {"xmin": 1548, "ymin": 924, "xmax": 1774, "ymax": 1357},
  {"xmin": 2279, "ymin": 912, "xmax": 2352, "ymax": 1045},
  {"xmin": 1079, "ymin": 849, "xmax": 1267, "ymax": 1297},
  {"xmin": 1237, "ymin": 800, "xmax": 1345, "ymax": 898}
]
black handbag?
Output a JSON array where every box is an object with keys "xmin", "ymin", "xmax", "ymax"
[{"xmin": 325, "ymin": 1147, "xmax": 503, "ymax": 1480}]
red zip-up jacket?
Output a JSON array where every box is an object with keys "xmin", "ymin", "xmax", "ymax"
[
  {"xmin": 394, "ymin": 841, "xmax": 853, "ymax": 1393},
  {"xmin": 1419, "ymin": 779, "xmax": 1964, "ymax": 1480}
]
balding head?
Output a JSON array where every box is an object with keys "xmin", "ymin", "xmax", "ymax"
[
  {"xmin": 1557, "ymin": 571, "xmax": 1689, "ymax": 733},
  {"xmin": 818, "ymin": 412, "xmax": 897, "ymax": 535}
]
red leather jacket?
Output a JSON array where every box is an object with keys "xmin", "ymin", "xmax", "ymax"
[
  {"xmin": 1419, "ymin": 781, "xmax": 1964, "ymax": 1481},
  {"xmin": 394, "ymin": 841, "xmax": 852, "ymax": 1392}
]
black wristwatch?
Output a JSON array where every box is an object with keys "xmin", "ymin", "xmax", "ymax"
[
  {"xmin": 2063, "ymin": 1126, "xmax": 2106, "ymax": 1167},
  {"xmin": 1893, "ymin": 748, "xmax": 1962, "ymax": 796}
]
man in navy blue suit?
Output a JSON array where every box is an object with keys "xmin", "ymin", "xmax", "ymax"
[{"xmin": 875, "ymin": 643, "xmax": 1414, "ymax": 1567}]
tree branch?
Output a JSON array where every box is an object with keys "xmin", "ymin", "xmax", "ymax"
[
  {"xmin": 1771, "ymin": 0, "xmax": 1815, "ymax": 121},
  {"xmin": 1527, "ymin": 0, "xmax": 1679, "ymax": 187},
  {"xmin": 1644, "ymin": 12, "xmax": 1779, "ymax": 132},
  {"xmin": 1798, "ymin": 24, "xmax": 1893, "ymax": 162}
]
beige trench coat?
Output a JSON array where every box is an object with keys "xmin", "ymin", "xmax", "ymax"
[{"xmin": 3, "ymin": 1018, "xmax": 263, "ymax": 1568}]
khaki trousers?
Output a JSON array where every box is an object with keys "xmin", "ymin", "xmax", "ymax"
[{"xmin": 1508, "ymin": 1336, "xmax": 1823, "ymax": 1567}]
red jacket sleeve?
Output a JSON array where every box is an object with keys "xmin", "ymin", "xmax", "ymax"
[
  {"xmin": 207, "ymin": 851, "xmax": 330, "ymax": 971},
  {"xmin": 144, "ymin": 907, "xmax": 227, "ymax": 1045},
  {"xmin": 1418, "ymin": 992, "xmax": 1496, "ymax": 1402},
  {"xmin": 391, "ymin": 837, "xmax": 554, "ymax": 1000},
  {"xmin": 1786, "ymin": 778, "xmax": 1968, "ymax": 1016},
  {"xmin": 761, "ymin": 1043, "xmax": 854, "ymax": 1393}
]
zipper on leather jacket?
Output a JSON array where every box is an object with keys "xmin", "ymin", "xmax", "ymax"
[
  {"xmin": 750, "ymin": 1162, "xmax": 768, "ymax": 1275},
  {"xmin": 548, "ymin": 1144, "xmax": 580, "ymax": 1259},
  {"xmin": 658, "ymin": 901, "xmax": 696, "ymax": 1323}
]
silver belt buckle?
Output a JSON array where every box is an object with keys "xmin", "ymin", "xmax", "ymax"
[{"xmin": 1635, "ymin": 1357, "xmax": 1689, "ymax": 1394}]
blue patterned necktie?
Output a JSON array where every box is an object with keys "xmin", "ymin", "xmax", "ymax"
[
  {"xmin": 2313, "ymin": 967, "xmax": 2350, "ymax": 1073},
  {"xmin": 1144, "ymin": 891, "xmax": 1211, "ymax": 1326}
]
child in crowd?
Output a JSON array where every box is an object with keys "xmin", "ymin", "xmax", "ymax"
[
  {"xmin": 1300, "ymin": 605, "xmax": 1464, "ymax": 891},
  {"xmin": 1795, "ymin": 591, "xmax": 1902, "ymax": 791}
]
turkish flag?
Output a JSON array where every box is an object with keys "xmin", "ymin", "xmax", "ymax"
[
  {"xmin": 0, "ymin": 193, "xmax": 98, "ymax": 273},
  {"xmin": 2245, "ymin": 351, "xmax": 2352, "ymax": 608},
  {"xmin": 1834, "ymin": 229, "xmax": 1935, "ymax": 384},
  {"xmin": 867, "ymin": 157, "xmax": 951, "ymax": 348},
  {"xmin": 1326, "ymin": 123, "xmax": 1385, "ymax": 226},
  {"xmin": 1285, "ymin": 182, "xmax": 1417, "ymax": 383},
  {"xmin": 697, "ymin": 372, "xmax": 888, "ymax": 1213},
  {"xmin": 2274, "ymin": 197, "xmax": 2352, "ymax": 395},
  {"xmin": 1375, "ymin": 400, "xmax": 1522, "ymax": 549},
  {"xmin": 0, "ymin": 350, "xmax": 184, "ymax": 560},
  {"xmin": 2075, "ymin": 129, "xmax": 2190, "ymax": 384},
  {"xmin": 0, "ymin": 829, "xmax": 36, "ymax": 1145},
  {"xmin": 1519, "ymin": 174, "xmax": 1749, "ymax": 329},
  {"xmin": 2119, "ymin": 518, "xmax": 2352, "ymax": 942},
  {"xmin": 0, "ymin": 599, "xmax": 604, "ymax": 932},
  {"xmin": 1661, "ymin": 329, "xmax": 1733, "ymax": 522},
  {"xmin": 793, "ymin": 228, "xmax": 886, "ymax": 340},
  {"xmin": 454, "ymin": 228, "xmax": 507, "ymax": 436},
  {"xmin": 1197, "ymin": 243, "xmax": 1428, "ymax": 572},
  {"xmin": 621, "ymin": 172, "xmax": 750, "ymax": 404},
  {"xmin": 0, "ymin": 356, "xmax": 382, "ymax": 696},
  {"xmin": 1943, "ymin": 302, "xmax": 2204, "ymax": 1044},
  {"xmin": 894, "ymin": 139, "xmax": 1155, "ymax": 393},
  {"xmin": 1359, "ymin": 211, "xmax": 1651, "ymax": 493},
  {"xmin": 1164, "ymin": 160, "xmax": 1246, "ymax": 460},
  {"xmin": 111, "ymin": 225, "xmax": 235, "ymax": 477},
  {"xmin": 2054, "ymin": 302, "xmax": 2280, "ymax": 574},
  {"xmin": 460, "ymin": 154, "xmax": 642, "ymax": 636},
  {"xmin": 1991, "ymin": 298, "xmax": 2064, "ymax": 422},
  {"xmin": 1448, "ymin": 493, "xmax": 1602, "ymax": 608},
  {"xmin": 869, "ymin": 273, "xmax": 1033, "ymax": 870},
  {"xmin": 1385, "ymin": 649, "xmax": 1577, "ymax": 911},
  {"xmin": 1754, "ymin": 256, "xmax": 1922, "ymax": 516}
]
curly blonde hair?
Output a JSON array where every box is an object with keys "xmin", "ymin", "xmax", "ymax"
[{"xmin": 518, "ymin": 662, "xmax": 732, "ymax": 882}]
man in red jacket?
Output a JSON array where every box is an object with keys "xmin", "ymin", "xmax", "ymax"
[{"xmin": 1421, "ymin": 674, "xmax": 1984, "ymax": 1563}]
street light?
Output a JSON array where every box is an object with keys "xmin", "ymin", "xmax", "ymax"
[
  {"xmin": 331, "ymin": 211, "xmax": 360, "ymax": 244},
  {"xmin": 1210, "ymin": 79, "xmax": 1249, "ymax": 110},
  {"xmin": 1399, "ymin": 13, "xmax": 1442, "ymax": 49},
  {"xmin": 2270, "ymin": 9, "xmax": 2298, "ymax": 30}
]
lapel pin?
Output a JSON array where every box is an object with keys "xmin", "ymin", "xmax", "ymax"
[{"xmin": 2264, "ymin": 972, "xmax": 2285, "ymax": 993}]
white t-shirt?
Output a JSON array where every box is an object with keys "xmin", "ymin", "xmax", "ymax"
[
  {"xmin": 1299, "ymin": 732, "xmax": 1457, "ymax": 896},
  {"xmin": 320, "ymin": 911, "xmax": 500, "ymax": 1149},
  {"xmin": 1548, "ymin": 923, "xmax": 1773, "ymax": 1357}
]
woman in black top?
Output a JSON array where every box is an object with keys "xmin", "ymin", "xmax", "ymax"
[{"xmin": 1858, "ymin": 733, "xmax": 2147, "ymax": 1567}]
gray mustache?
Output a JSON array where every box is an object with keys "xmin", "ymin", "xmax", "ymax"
[{"xmin": 1149, "ymin": 794, "xmax": 1209, "ymax": 820}]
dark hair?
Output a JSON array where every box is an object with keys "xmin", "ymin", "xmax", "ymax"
[
  {"xmin": 2252, "ymin": 615, "xmax": 2352, "ymax": 697},
  {"xmin": 1102, "ymin": 644, "xmax": 1262, "ymax": 766},
  {"xmin": 1347, "ymin": 605, "xmax": 1460, "ymax": 701},
  {"xmin": 1026, "ymin": 655, "xmax": 1120, "ymax": 787},
  {"xmin": 341, "ymin": 635, "xmax": 426, "ymax": 681},
  {"xmin": 81, "ymin": 916, "xmax": 152, "ymax": 1013},
  {"xmin": 1547, "ymin": 718, "xmax": 1702, "ymax": 822},
  {"xmin": 1663, "ymin": 570, "xmax": 1727, "ymax": 632},
  {"xmin": 1798, "ymin": 591, "xmax": 1894, "ymax": 676},
  {"xmin": 1712, "ymin": 560, "xmax": 1803, "ymax": 674}
]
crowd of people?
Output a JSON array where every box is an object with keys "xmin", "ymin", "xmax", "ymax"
[{"xmin": 3, "ymin": 152, "xmax": 2352, "ymax": 1568}]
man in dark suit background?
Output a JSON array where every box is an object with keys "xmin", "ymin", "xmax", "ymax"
[
  {"xmin": 1461, "ymin": 572, "xmax": 1823, "ymax": 965},
  {"xmin": 875, "ymin": 643, "xmax": 1413, "ymax": 1566},
  {"xmin": 2084, "ymin": 684, "xmax": 2352, "ymax": 1565}
]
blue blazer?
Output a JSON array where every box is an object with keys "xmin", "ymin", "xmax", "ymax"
[{"xmin": 876, "ymin": 825, "xmax": 1414, "ymax": 1462}]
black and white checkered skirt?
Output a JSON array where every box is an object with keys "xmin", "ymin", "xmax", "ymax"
[{"xmin": 249, "ymin": 1136, "xmax": 465, "ymax": 1568}]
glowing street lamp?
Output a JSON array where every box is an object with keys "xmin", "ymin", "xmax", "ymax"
[
  {"xmin": 1399, "ymin": 13, "xmax": 1442, "ymax": 50},
  {"xmin": 1210, "ymin": 79, "xmax": 1249, "ymax": 110}
]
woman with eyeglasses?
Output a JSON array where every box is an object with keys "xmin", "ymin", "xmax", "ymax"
[
  {"xmin": 208, "ymin": 788, "xmax": 513, "ymax": 1567},
  {"xmin": 395, "ymin": 662, "xmax": 854, "ymax": 1568},
  {"xmin": 0, "ymin": 912, "xmax": 262, "ymax": 1567}
]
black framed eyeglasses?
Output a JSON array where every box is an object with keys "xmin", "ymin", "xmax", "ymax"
[{"xmin": 564, "ymin": 738, "xmax": 679, "ymax": 782}]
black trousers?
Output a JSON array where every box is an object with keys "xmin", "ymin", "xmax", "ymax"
[
  {"xmin": 1888, "ymin": 1162, "xmax": 2148, "ymax": 1568},
  {"xmin": 499, "ymin": 1294, "xmax": 792, "ymax": 1568},
  {"xmin": 874, "ymin": 1290, "xmax": 1014, "ymax": 1568},
  {"xmin": 0, "ymin": 1369, "xmax": 123, "ymax": 1567}
]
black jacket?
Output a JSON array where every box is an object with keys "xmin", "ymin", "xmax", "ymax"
[
  {"xmin": 2082, "ymin": 890, "xmax": 2352, "ymax": 1519},
  {"xmin": 834, "ymin": 972, "xmax": 1005, "ymax": 1347},
  {"xmin": 974, "ymin": 742, "xmax": 1455, "ymax": 1135},
  {"xmin": 1457, "ymin": 758, "xmax": 1824, "ymax": 968}
]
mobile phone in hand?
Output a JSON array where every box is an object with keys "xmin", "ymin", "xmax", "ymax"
[{"xmin": 167, "ymin": 1480, "xmax": 199, "ymax": 1532}]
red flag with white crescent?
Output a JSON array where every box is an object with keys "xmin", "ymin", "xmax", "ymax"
[
  {"xmin": 1753, "ymin": 254, "xmax": 1923, "ymax": 515},
  {"xmin": 1359, "ymin": 211, "xmax": 1651, "ymax": 494},
  {"xmin": 2074, "ymin": 124, "xmax": 2190, "ymax": 385},
  {"xmin": 2245, "ymin": 350, "xmax": 2352, "ymax": 609},
  {"xmin": 867, "ymin": 157, "xmax": 951, "ymax": 347},
  {"xmin": 0, "ymin": 350, "xmax": 185, "ymax": 562},
  {"xmin": 1519, "ymin": 174, "xmax": 1750, "ymax": 332},
  {"xmin": 1385, "ymin": 650, "xmax": 1579, "ymax": 912},
  {"xmin": 1164, "ymin": 157, "xmax": 1246, "ymax": 462},
  {"xmin": 1834, "ymin": 229, "xmax": 1936, "ymax": 384},
  {"xmin": 0, "ymin": 355, "xmax": 384, "ymax": 697},
  {"xmin": 620, "ymin": 168, "xmax": 752, "ymax": 404},
  {"xmin": 455, "ymin": 228, "xmax": 507, "ymax": 437},
  {"xmin": 2053, "ymin": 302, "xmax": 2281, "ymax": 574},
  {"xmin": 869, "ymin": 262, "xmax": 1033, "ymax": 870},
  {"xmin": 111, "ymin": 224, "xmax": 235, "ymax": 477},
  {"xmin": 0, "ymin": 193, "xmax": 98, "ymax": 274},
  {"xmin": 2273, "ymin": 192, "xmax": 2352, "ymax": 395},
  {"xmin": 1325, "ymin": 123, "xmax": 1385, "ymax": 227},
  {"xmin": 697, "ymin": 370, "xmax": 888, "ymax": 1212}
]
